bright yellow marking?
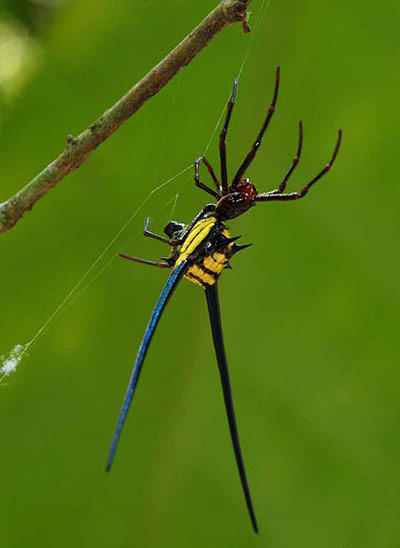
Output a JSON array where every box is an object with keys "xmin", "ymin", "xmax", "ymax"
[
  {"xmin": 203, "ymin": 255, "xmax": 225, "ymax": 275},
  {"xmin": 187, "ymin": 264, "xmax": 216, "ymax": 286},
  {"xmin": 214, "ymin": 252, "xmax": 227, "ymax": 263},
  {"xmin": 185, "ymin": 272, "xmax": 203, "ymax": 286},
  {"xmin": 175, "ymin": 217, "xmax": 216, "ymax": 266},
  {"xmin": 175, "ymin": 216, "xmax": 235, "ymax": 287}
]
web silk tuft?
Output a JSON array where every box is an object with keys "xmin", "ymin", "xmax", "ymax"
[{"xmin": 0, "ymin": 343, "xmax": 30, "ymax": 381}]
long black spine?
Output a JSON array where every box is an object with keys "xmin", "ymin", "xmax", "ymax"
[{"xmin": 205, "ymin": 283, "xmax": 258, "ymax": 534}]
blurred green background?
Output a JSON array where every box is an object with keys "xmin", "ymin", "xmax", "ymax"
[{"xmin": 1, "ymin": 0, "xmax": 399, "ymax": 546}]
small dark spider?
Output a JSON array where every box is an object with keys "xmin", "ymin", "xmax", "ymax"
[{"xmin": 107, "ymin": 67, "xmax": 342, "ymax": 534}]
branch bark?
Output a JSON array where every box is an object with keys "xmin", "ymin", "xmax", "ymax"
[{"xmin": 0, "ymin": 0, "xmax": 251, "ymax": 234}]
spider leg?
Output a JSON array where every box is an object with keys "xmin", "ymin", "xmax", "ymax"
[
  {"xmin": 231, "ymin": 67, "xmax": 280, "ymax": 189},
  {"xmin": 143, "ymin": 217, "xmax": 174, "ymax": 245},
  {"xmin": 194, "ymin": 157, "xmax": 220, "ymax": 199},
  {"xmin": 256, "ymin": 129, "xmax": 342, "ymax": 202},
  {"xmin": 119, "ymin": 253, "xmax": 171, "ymax": 268},
  {"xmin": 269, "ymin": 121, "xmax": 303, "ymax": 195},
  {"xmin": 219, "ymin": 79, "xmax": 238, "ymax": 195}
]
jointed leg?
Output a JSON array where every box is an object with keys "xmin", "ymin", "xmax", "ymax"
[
  {"xmin": 232, "ymin": 67, "xmax": 280, "ymax": 188},
  {"xmin": 219, "ymin": 79, "xmax": 238, "ymax": 195},
  {"xmin": 197, "ymin": 157, "xmax": 219, "ymax": 189},
  {"xmin": 142, "ymin": 205, "xmax": 216, "ymax": 249},
  {"xmin": 119, "ymin": 253, "xmax": 171, "ymax": 268},
  {"xmin": 194, "ymin": 157, "xmax": 220, "ymax": 199},
  {"xmin": 143, "ymin": 218, "xmax": 174, "ymax": 245},
  {"xmin": 269, "ymin": 121, "xmax": 303, "ymax": 195},
  {"xmin": 256, "ymin": 129, "xmax": 342, "ymax": 202}
]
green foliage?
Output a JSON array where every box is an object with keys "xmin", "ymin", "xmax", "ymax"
[{"xmin": 1, "ymin": 0, "xmax": 399, "ymax": 546}]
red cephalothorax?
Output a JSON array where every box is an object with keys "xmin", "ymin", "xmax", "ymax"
[
  {"xmin": 234, "ymin": 178, "xmax": 258, "ymax": 197},
  {"xmin": 215, "ymin": 189, "xmax": 256, "ymax": 220},
  {"xmin": 214, "ymin": 178, "xmax": 259, "ymax": 220}
]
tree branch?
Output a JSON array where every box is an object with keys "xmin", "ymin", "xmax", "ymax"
[{"xmin": 0, "ymin": 0, "xmax": 251, "ymax": 234}]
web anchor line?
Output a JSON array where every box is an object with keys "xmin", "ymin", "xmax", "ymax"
[{"xmin": 1, "ymin": 0, "xmax": 273, "ymax": 379}]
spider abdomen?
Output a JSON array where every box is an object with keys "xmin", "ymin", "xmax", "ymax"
[
  {"xmin": 172, "ymin": 215, "xmax": 235, "ymax": 288},
  {"xmin": 186, "ymin": 248, "xmax": 231, "ymax": 287}
]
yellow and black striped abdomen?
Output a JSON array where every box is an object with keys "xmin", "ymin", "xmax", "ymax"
[
  {"xmin": 173, "ymin": 216, "xmax": 235, "ymax": 288},
  {"xmin": 186, "ymin": 248, "xmax": 231, "ymax": 286}
]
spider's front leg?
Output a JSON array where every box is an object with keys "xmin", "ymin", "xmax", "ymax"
[
  {"xmin": 194, "ymin": 157, "xmax": 220, "ymax": 199},
  {"xmin": 231, "ymin": 67, "xmax": 280, "ymax": 189},
  {"xmin": 219, "ymin": 79, "xmax": 238, "ymax": 195},
  {"xmin": 268, "ymin": 121, "xmax": 303, "ymax": 195},
  {"xmin": 256, "ymin": 129, "xmax": 342, "ymax": 202}
]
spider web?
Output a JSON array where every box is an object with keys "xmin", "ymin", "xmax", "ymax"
[{"xmin": 1, "ymin": 0, "xmax": 272, "ymax": 382}]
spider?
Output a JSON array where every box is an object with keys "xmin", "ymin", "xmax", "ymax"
[{"xmin": 106, "ymin": 67, "xmax": 342, "ymax": 534}]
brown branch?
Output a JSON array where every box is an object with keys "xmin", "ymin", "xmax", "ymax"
[{"xmin": 0, "ymin": 0, "xmax": 251, "ymax": 234}]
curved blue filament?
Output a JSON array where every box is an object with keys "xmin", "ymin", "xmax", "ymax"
[{"xmin": 106, "ymin": 260, "xmax": 188, "ymax": 472}]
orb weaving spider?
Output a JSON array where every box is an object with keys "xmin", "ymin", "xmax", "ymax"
[{"xmin": 106, "ymin": 67, "xmax": 342, "ymax": 534}]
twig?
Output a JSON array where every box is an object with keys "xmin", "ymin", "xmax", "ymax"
[{"xmin": 0, "ymin": 0, "xmax": 251, "ymax": 234}]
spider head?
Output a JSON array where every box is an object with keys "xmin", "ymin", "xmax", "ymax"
[
  {"xmin": 164, "ymin": 221, "xmax": 185, "ymax": 239},
  {"xmin": 233, "ymin": 178, "xmax": 258, "ymax": 199},
  {"xmin": 215, "ymin": 179, "xmax": 258, "ymax": 220}
]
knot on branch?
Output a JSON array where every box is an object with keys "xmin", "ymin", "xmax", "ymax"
[
  {"xmin": 223, "ymin": 0, "xmax": 250, "ymax": 25},
  {"xmin": 66, "ymin": 134, "xmax": 77, "ymax": 146}
]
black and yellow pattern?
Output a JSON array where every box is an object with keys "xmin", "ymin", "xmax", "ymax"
[{"xmin": 172, "ymin": 214, "xmax": 237, "ymax": 288}]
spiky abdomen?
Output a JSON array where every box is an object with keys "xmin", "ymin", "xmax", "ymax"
[
  {"xmin": 185, "ymin": 251, "xmax": 230, "ymax": 287},
  {"xmin": 173, "ymin": 215, "xmax": 238, "ymax": 288},
  {"xmin": 184, "ymin": 228, "xmax": 234, "ymax": 287}
]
